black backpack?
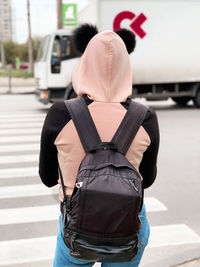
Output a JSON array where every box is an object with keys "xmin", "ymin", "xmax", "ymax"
[{"xmin": 58, "ymin": 98, "xmax": 148, "ymax": 262}]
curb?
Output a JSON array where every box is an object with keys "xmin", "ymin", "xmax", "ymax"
[
  {"xmin": 0, "ymin": 87, "xmax": 35, "ymax": 95},
  {"xmin": 143, "ymin": 246, "xmax": 200, "ymax": 267},
  {"xmin": 172, "ymin": 258, "xmax": 200, "ymax": 267},
  {"xmin": 0, "ymin": 92, "xmax": 35, "ymax": 95}
]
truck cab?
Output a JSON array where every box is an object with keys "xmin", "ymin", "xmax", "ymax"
[{"xmin": 34, "ymin": 30, "xmax": 78, "ymax": 104}]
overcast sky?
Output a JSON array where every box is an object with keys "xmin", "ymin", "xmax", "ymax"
[{"xmin": 12, "ymin": 0, "xmax": 57, "ymax": 43}]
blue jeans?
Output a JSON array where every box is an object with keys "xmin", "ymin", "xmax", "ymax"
[{"xmin": 53, "ymin": 204, "xmax": 150, "ymax": 267}]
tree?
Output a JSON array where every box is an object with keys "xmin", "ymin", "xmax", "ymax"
[
  {"xmin": 15, "ymin": 43, "xmax": 28, "ymax": 62},
  {"xmin": 3, "ymin": 41, "xmax": 16, "ymax": 64},
  {"xmin": 0, "ymin": 37, "xmax": 42, "ymax": 67}
]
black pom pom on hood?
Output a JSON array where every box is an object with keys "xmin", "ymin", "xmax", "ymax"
[
  {"xmin": 115, "ymin": 28, "xmax": 136, "ymax": 54},
  {"xmin": 72, "ymin": 24, "xmax": 98, "ymax": 55}
]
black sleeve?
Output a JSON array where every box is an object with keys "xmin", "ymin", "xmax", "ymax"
[
  {"xmin": 39, "ymin": 102, "xmax": 71, "ymax": 187},
  {"xmin": 139, "ymin": 109, "xmax": 160, "ymax": 189}
]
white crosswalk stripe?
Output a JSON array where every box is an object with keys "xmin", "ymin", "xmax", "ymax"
[
  {"xmin": 148, "ymin": 224, "xmax": 200, "ymax": 248},
  {"xmin": 0, "ymin": 113, "xmax": 45, "ymax": 118},
  {"xmin": 0, "ymin": 184, "xmax": 59, "ymax": 199},
  {"xmin": 0, "ymin": 111, "xmax": 199, "ymax": 267},
  {"xmin": 0, "ymin": 128, "xmax": 42, "ymax": 135},
  {"xmin": 0, "ymin": 196, "xmax": 165, "ymax": 225},
  {"xmin": 0, "ymin": 144, "xmax": 39, "ymax": 153},
  {"xmin": 0, "ymin": 236, "xmax": 56, "ymax": 266},
  {"xmin": 0, "ymin": 123, "xmax": 42, "ymax": 128},
  {"xmin": 0, "ymin": 225, "xmax": 200, "ymax": 266},
  {"xmin": 0, "ymin": 117, "xmax": 44, "ymax": 122},
  {"xmin": 0, "ymin": 205, "xmax": 60, "ymax": 225},
  {"xmin": 0, "ymin": 167, "xmax": 38, "ymax": 178},
  {"xmin": 0, "ymin": 154, "xmax": 38, "ymax": 164},
  {"xmin": 0, "ymin": 182, "xmax": 167, "ymax": 214},
  {"xmin": 0, "ymin": 135, "xmax": 40, "ymax": 143},
  {"xmin": 144, "ymin": 197, "xmax": 167, "ymax": 212}
]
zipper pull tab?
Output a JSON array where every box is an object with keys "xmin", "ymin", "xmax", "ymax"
[
  {"xmin": 76, "ymin": 181, "xmax": 83, "ymax": 188},
  {"xmin": 131, "ymin": 180, "xmax": 139, "ymax": 192}
]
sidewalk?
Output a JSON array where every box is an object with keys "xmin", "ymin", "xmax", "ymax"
[{"xmin": 0, "ymin": 77, "xmax": 35, "ymax": 94}]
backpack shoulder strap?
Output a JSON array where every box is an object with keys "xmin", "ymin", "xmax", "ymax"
[
  {"xmin": 112, "ymin": 101, "xmax": 148, "ymax": 155},
  {"xmin": 64, "ymin": 98, "xmax": 101, "ymax": 153}
]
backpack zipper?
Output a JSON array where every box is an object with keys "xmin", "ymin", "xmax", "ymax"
[
  {"xmin": 130, "ymin": 180, "xmax": 139, "ymax": 192},
  {"xmin": 76, "ymin": 181, "xmax": 83, "ymax": 188},
  {"xmin": 71, "ymin": 235, "xmax": 75, "ymax": 251}
]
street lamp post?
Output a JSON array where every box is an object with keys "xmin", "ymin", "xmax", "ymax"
[
  {"xmin": 27, "ymin": 0, "xmax": 33, "ymax": 74},
  {"xmin": 0, "ymin": 42, "xmax": 6, "ymax": 67},
  {"xmin": 57, "ymin": 0, "xmax": 63, "ymax": 29}
]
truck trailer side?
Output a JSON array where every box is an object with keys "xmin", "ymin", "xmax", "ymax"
[{"xmin": 34, "ymin": 0, "xmax": 200, "ymax": 107}]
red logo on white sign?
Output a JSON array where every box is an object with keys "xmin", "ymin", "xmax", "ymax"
[{"xmin": 113, "ymin": 11, "xmax": 147, "ymax": 39}]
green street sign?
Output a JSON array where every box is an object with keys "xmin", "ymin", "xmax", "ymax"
[
  {"xmin": 62, "ymin": 4, "xmax": 78, "ymax": 26},
  {"xmin": 16, "ymin": 57, "xmax": 20, "ymax": 70}
]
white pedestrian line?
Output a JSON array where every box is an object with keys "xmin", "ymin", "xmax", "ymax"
[
  {"xmin": 0, "ymin": 197, "xmax": 166, "ymax": 225},
  {"xmin": 144, "ymin": 197, "xmax": 167, "ymax": 212},
  {"xmin": 0, "ymin": 144, "xmax": 39, "ymax": 153},
  {"xmin": 0, "ymin": 135, "xmax": 40, "ymax": 143},
  {"xmin": 0, "ymin": 114, "xmax": 45, "ymax": 118},
  {"xmin": 0, "ymin": 205, "xmax": 60, "ymax": 225},
  {"xmin": 0, "ymin": 128, "xmax": 41, "ymax": 135},
  {"xmin": 0, "ymin": 154, "xmax": 38, "ymax": 164},
  {"xmin": 0, "ymin": 167, "xmax": 38, "ymax": 178},
  {"xmin": 148, "ymin": 224, "xmax": 200, "ymax": 248},
  {"xmin": 0, "ymin": 236, "xmax": 56, "ymax": 266},
  {"xmin": 0, "ymin": 180, "xmax": 167, "ymax": 213},
  {"xmin": 0, "ymin": 182, "xmax": 161, "ymax": 213},
  {"xmin": 0, "ymin": 123, "xmax": 42, "ymax": 129},
  {"xmin": 0, "ymin": 184, "xmax": 59, "ymax": 199},
  {"xmin": 0, "ymin": 224, "xmax": 200, "ymax": 266},
  {"xmin": 0, "ymin": 117, "xmax": 44, "ymax": 123}
]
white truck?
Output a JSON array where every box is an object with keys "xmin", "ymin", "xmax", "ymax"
[{"xmin": 34, "ymin": 0, "xmax": 200, "ymax": 107}]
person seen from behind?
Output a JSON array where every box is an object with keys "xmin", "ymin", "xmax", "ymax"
[{"xmin": 39, "ymin": 24, "xmax": 160, "ymax": 267}]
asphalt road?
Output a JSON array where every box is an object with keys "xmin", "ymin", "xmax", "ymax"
[{"xmin": 0, "ymin": 94, "xmax": 199, "ymax": 267}]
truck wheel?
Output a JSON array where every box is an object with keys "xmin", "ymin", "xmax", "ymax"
[
  {"xmin": 172, "ymin": 97, "xmax": 191, "ymax": 106},
  {"xmin": 193, "ymin": 88, "xmax": 200, "ymax": 108}
]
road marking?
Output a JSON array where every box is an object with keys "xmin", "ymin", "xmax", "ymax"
[
  {"xmin": 0, "ymin": 224, "xmax": 200, "ymax": 266},
  {"xmin": 0, "ymin": 205, "xmax": 60, "ymax": 225},
  {"xmin": 0, "ymin": 154, "xmax": 38, "ymax": 164},
  {"xmin": 0, "ymin": 123, "xmax": 42, "ymax": 129},
  {"xmin": 148, "ymin": 224, "xmax": 200, "ymax": 248},
  {"xmin": 0, "ymin": 184, "xmax": 59, "ymax": 199},
  {"xmin": 0, "ymin": 236, "xmax": 56, "ymax": 266},
  {"xmin": 0, "ymin": 135, "xmax": 40, "ymax": 143},
  {"xmin": 0, "ymin": 167, "xmax": 38, "ymax": 178},
  {"xmin": 0, "ymin": 144, "xmax": 39, "ymax": 153},
  {"xmin": 0, "ymin": 181, "xmax": 166, "ymax": 214},
  {"xmin": 0, "ymin": 128, "xmax": 42, "ymax": 135},
  {"xmin": 0, "ymin": 197, "xmax": 166, "ymax": 225},
  {"xmin": 0, "ymin": 117, "xmax": 44, "ymax": 122},
  {"xmin": 144, "ymin": 197, "xmax": 167, "ymax": 212},
  {"xmin": 0, "ymin": 114, "xmax": 45, "ymax": 118},
  {"xmin": 0, "ymin": 182, "xmax": 162, "ymax": 214}
]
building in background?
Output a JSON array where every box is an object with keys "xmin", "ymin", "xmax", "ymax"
[{"xmin": 0, "ymin": 0, "xmax": 12, "ymax": 42}]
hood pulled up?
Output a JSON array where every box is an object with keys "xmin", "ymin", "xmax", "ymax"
[{"xmin": 72, "ymin": 31, "xmax": 132, "ymax": 103}]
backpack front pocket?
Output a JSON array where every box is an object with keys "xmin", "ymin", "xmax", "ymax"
[{"xmin": 76, "ymin": 172, "xmax": 141, "ymax": 237}]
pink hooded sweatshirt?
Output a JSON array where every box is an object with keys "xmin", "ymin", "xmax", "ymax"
[{"xmin": 39, "ymin": 30, "xmax": 159, "ymax": 202}]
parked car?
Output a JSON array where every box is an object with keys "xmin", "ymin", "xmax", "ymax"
[{"xmin": 13, "ymin": 62, "xmax": 29, "ymax": 69}]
